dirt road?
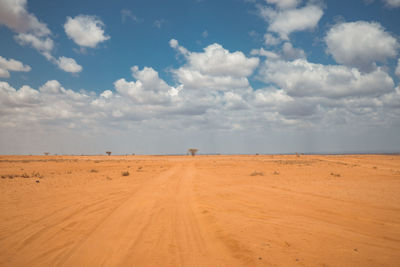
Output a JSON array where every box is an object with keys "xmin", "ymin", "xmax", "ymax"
[{"xmin": 0, "ymin": 155, "xmax": 399, "ymax": 266}]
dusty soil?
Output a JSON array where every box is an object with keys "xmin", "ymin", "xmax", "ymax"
[{"xmin": 0, "ymin": 154, "xmax": 399, "ymax": 266}]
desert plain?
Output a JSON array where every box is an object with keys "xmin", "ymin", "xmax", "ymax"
[{"xmin": 0, "ymin": 154, "xmax": 399, "ymax": 266}]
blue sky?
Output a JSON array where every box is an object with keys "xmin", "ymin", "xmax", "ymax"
[{"xmin": 0, "ymin": 0, "xmax": 400, "ymax": 154}]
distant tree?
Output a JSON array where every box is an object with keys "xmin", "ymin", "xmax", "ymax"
[
  {"xmin": 106, "ymin": 151, "xmax": 112, "ymax": 156},
  {"xmin": 44, "ymin": 152, "xmax": 50, "ymax": 156},
  {"xmin": 188, "ymin": 148, "xmax": 198, "ymax": 156}
]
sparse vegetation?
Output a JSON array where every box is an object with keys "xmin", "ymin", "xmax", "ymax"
[
  {"xmin": 31, "ymin": 171, "xmax": 42, "ymax": 178},
  {"xmin": 121, "ymin": 171, "xmax": 130, "ymax": 176},
  {"xmin": 188, "ymin": 148, "xmax": 198, "ymax": 156},
  {"xmin": 330, "ymin": 172, "xmax": 341, "ymax": 177},
  {"xmin": 90, "ymin": 169, "xmax": 99, "ymax": 173},
  {"xmin": 250, "ymin": 171, "xmax": 264, "ymax": 176},
  {"xmin": 21, "ymin": 173, "xmax": 30, "ymax": 178}
]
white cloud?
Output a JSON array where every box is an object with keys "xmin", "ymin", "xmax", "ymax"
[
  {"xmin": 383, "ymin": 0, "xmax": 400, "ymax": 7},
  {"xmin": 395, "ymin": 58, "xmax": 400, "ymax": 77},
  {"xmin": 281, "ymin": 42, "xmax": 306, "ymax": 60},
  {"xmin": 100, "ymin": 90, "xmax": 113, "ymax": 99},
  {"xmin": 0, "ymin": 81, "xmax": 40, "ymax": 107},
  {"xmin": 0, "ymin": 1, "xmax": 82, "ymax": 74},
  {"xmin": 0, "ymin": 0, "xmax": 50, "ymax": 36},
  {"xmin": 170, "ymin": 40, "xmax": 259, "ymax": 91},
  {"xmin": 0, "ymin": 56, "xmax": 31, "ymax": 78},
  {"xmin": 64, "ymin": 15, "xmax": 110, "ymax": 48},
  {"xmin": 114, "ymin": 66, "xmax": 182, "ymax": 105},
  {"xmin": 39, "ymin": 80, "xmax": 62, "ymax": 94},
  {"xmin": 259, "ymin": 4, "xmax": 323, "ymax": 40},
  {"xmin": 56, "ymin": 56, "xmax": 83, "ymax": 73},
  {"xmin": 172, "ymin": 40, "xmax": 259, "ymax": 77},
  {"xmin": 250, "ymin": 48, "xmax": 280, "ymax": 59},
  {"xmin": 265, "ymin": 0, "xmax": 301, "ymax": 9},
  {"xmin": 325, "ymin": 21, "xmax": 399, "ymax": 71},
  {"xmin": 14, "ymin": 33, "xmax": 54, "ymax": 59},
  {"xmin": 264, "ymin": 33, "xmax": 281, "ymax": 46},
  {"xmin": 258, "ymin": 58, "xmax": 395, "ymax": 98}
]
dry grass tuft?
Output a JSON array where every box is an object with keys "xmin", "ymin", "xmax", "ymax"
[
  {"xmin": 121, "ymin": 171, "xmax": 130, "ymax": 176},
  {"xmin": 250, "ymin": 171, "xmax": 264, "ymax": 176}
]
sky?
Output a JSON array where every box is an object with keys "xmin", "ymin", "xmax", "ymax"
[{"xmin": 0, "ymin": 0, "xmax": 400, "ymax": 155}]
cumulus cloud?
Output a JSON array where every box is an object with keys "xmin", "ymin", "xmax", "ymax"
[
  {"xmin": 0, "ymin": 56, "xmax": 31, "ymax": 78},
  {"xmin": 281, "ymin": 42, "xmax": 306, "ymax": 60},
  {"xmin": 14, "ymin": 33, "xmax": 54, "ymax": 60},
  {"xmin": 0, "ymin": 0, "xmax": 50, "ymax": 36},
  {"xmin": 0, "ymin": 0, "xmax": 82, "ymax": 74},
  {"xmin": 258, "ymin": 58, "xmax": 395, "ymax": 98},
  {"xmin": 64, "ymin": 15, "xmax": 110, "ymax": 48},
  {"xmin": 325, "ymin": 21, "xmax": 399, "ymax": 72},
  {"xmin": 250, "ymin": 48, "xmax": 280, "ymax": 59},
  {"xmin": 170, "ymin": 39, "xmax": 259, "ymax": 90},
  {"xmin": 56, "ymin": 57, "xmax": 83, "ymax": 73},
  {"xmin": 264, "ymin": 33, "xmax": 281, "ymax": 46},
  {"xmin": 259, "ymin": 4, "xmax": 323, "ymax": 40},
  {"xmin": 114, "ymin": 66, "xmax": 182, "ymax": 105}
]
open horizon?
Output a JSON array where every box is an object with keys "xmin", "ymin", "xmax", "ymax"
[{"xmin": 1, "ymin": 0, "xmax": 400, "ymax": 154}]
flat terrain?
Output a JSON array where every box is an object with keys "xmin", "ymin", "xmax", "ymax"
[{"xmin": 0, "ymin": 155, "xmax": 399, "ymax": 266}]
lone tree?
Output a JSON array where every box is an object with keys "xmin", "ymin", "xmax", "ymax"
[
  {"xmin": 106, "ymin": 151, "xmax": 112, "ymax": 156},
  {"xmin": 188, "ymin": 148, "xmax": 198, "ymax": 156}
]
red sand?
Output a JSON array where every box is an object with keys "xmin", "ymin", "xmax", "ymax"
[{"xmin": 1, "ymin": 155, "xmax": 399, "ymax": 266}]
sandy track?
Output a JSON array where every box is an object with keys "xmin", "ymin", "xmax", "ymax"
[{"xmin": 0, "ymin": 155, "xmax": 400, "ymax": 266}]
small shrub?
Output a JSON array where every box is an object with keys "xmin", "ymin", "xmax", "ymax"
[
  {"xmin": 106, "ymin": 151, "xmax": 111, "ymax": 156},
  {"xmin": 330, "ymin": 172, "xmax": 341, "ymax": 177},
  {"xmin": 188, "ymin": 148, "xmax": 198, "ymax": 156},
  {"xmin": 21, "ymin": 173, "xmax": 30, "ymax": 178},
  {"xmin": 121, "ymin": 171, "xmax": 130, "ymax": 176},
  {"xmin": 90, "ymin": 169, "xmax": 99, "ymax": 173},
  {"xmin": 31, "ymin": 172, "xmax": 42, "ymax": 178},
  {"xmin": 250, "ymin": 171, "xmax": 264, "ymax": 176},
  {"xmin": 273, "ymin": 171, "xmax": 280, "ymax": 175},
  {"xmin": 137, "ymin": 166, "xmax": 143, "ymax": 171}
]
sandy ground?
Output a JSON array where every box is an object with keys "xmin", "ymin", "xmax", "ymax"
[{"xmin": 0, "ymin": 154, "xmax": 399, "ymax": 267}]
